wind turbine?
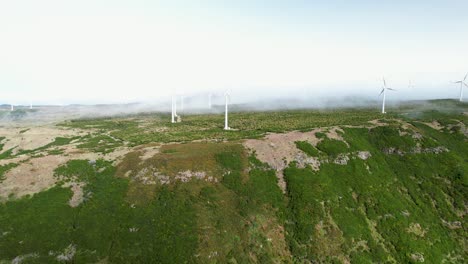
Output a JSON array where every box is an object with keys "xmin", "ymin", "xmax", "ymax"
[
  {"xmin": 453, "ymin": 72, "xmax": 468, "ymax": 102},
  {"xmin": 10, "ymin": 104, "xmax": 14, "ymax": 112},
  {"xmin": 379, "ymin": 78, "xmax": 396, "ymax": 114},
  {"xmin": 30, "ymin": 102, "xmax": 33, "ymax": 110},
  {"xmin": 224, "ymin": 92, "xmax": 230, "ymax": 130},
  {"xmin": 408, "ymin": 80, "xmax": 415, "ymax": 89},
  {"xmin": 171, "ymin": 96, "xmax": 176, "ymax": 123}
]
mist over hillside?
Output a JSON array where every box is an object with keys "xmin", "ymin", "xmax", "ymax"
[{"xmin": 1, "ymin": 97, "xmax": 464, "ymax": 126}]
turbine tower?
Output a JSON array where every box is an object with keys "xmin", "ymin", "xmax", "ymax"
[
  {"xmin": 171, "ymin": 96, "xmax": 176, "ymax": 123},
  {"xmin": 10, "ymin": 104, "xmax": 14, "ymax": 111},
  {"xmin": 453, "ymin": 72, "xmax": 468, "ymax": 102},
  {"xmin": 224, "ymin": 92, "xmax": 230, "ymax": 130},
  {"xmin": 379, "ymin": 78, "xmax": 396, "ymax": 114},
  {"xmin": 30, "ymin": 102, "xmax": 33, "ymax": 110}
]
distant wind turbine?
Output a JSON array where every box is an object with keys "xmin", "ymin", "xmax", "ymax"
[
  {"xmin": 379, "ymin": 78, "xmax": 396, "ymax": 114},
  {"xmin": 453, "ymin": 72, "xmax": 468, "ymax": 102},
  {"xmin": 10, "ymin": 104, "xmax": 14, "ymax": 111},
  {"xmin": 224, "ymin": 92, "xmax": 230, "ymax": 130},
  {"xmin": 408, "ymin": 80, "xmax": 415, "ymax": 89},
  {"xmin": 171, "ymin": 96, "xmax": 176, "ymax": 123}
]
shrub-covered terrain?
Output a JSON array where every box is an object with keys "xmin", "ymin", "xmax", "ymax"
[{"xmin": 0, "ymin": 99, "xmax": 466, "ymax": 263}]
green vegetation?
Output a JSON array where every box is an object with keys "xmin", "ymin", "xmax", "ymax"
[
  {"xmin": 0, "ymin": 143, "xmax": 292, "ymax": 263},
  {"xmin": 284, "ymin": 121, "xmax": 467, "ymax": 263},
  {"xmin": 0, "ymin": 99, "xmax": 466, "ymax": 263},
  {"xmin": 316, "ymin": 138, "xmax": 349, "ymax": 156},
  {"xmin": 295, "ymin": 141, "xmax": 320, "ymax": 156},
  {"xmin": 76, "ymin": 134, "xmax": 123, "ymax": 154},
  {"xmin": 0, "ymin": 148, "xmax": 13, "ymax": 160},
  {"xmin": 60, "ymin": 109, "xmax": 386, "ymax": 145}
]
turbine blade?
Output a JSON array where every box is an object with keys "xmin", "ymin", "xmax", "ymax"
[
  {"xmin": 379, "ymin": 89, "xmax": 385, "ymax": 96},
  {"xmin": 454, "ymin": 81, "xmax": 462, "ymax": 84},
  {"xmin": 383, "ymin": 77, "xmax": 387, "ymax": 88},
  {"xmin": 464, "ymin": 72, "xmax": 468, "ymax": 81},
  {"xmin": 387, "ymin": 88, "xmax": 397, "ymax": 91}
]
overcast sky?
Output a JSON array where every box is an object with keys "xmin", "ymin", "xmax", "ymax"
[{"xmin": 1, "ymin": 0, "xmax": 468, "ymax": 105}]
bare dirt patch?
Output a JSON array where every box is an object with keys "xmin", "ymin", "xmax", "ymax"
[
  {"xmin": 137, "ymin": 145, "xmax": 161, "ymax": 161},
  {"xmin": 244, "ymin": 129, "xmax": 322, "ymax": 171},
  {"xmin": 0, "ymin": 155, "xmax": 69, "ymax": 199},
  {"xmin": 63, "ymin": 182, "xmax": 86, "ymax": 207},
  {"xmin": 0, "ymin": 126, "xmax": 85, "ymax": 155},
  {"xmin": 243, "ymin": 129, "xmax": 322, "ymax": 192},
  {"xmin": 1, "ymin": 143, "xmax": 133, "ymax": 201},
  {"xmin": 423, "ymin": 120, "xmax": 444, "ymax": 131},
  {"xmin": 326, "ymin": 127, "xmax": 346, "ymax": 143}
]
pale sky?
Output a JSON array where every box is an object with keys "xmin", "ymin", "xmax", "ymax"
[{"xmin": 1, "ymin": 0, "xmax": 468, "ymax": 105}]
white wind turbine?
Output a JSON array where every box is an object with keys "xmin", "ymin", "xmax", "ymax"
[
  {"xmin": 453, "ymin": 72, "xmax": 468, "ymax": 102},
  {"xmin": 379, "ymin": 78, "xmax": 396, "ymax": 114},
  {"xmin": 10, "ymin": 104, "xmax": 14, "ymax": 111},
  {"xmin": 224, "ymin": 92, "xmax": 230, "ymax": 130},
  {"xmin": 408, "ymin": 80, "xmax": 415, "ymax": 89},
  {"xmin": 171, "ymin": 96, "xmax": 177, "ymax": 123}
]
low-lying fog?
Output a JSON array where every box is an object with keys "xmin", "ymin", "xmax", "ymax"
[{"xmin": 2, "ymin": 94, "xmax": 462, "ymax": 127}]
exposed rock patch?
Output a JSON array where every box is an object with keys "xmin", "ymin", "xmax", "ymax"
[
  {"xmin": 406, "ymin": 223, "xmax": 427, "ymax": 237},
  {"xmin": 383, "ymin": 146, "xmax": 448, "ymax": 156},
  {"xmin": 441, "ymin": 219, "xmax": 462, "ymax": 230},
  {"xmin": 132, "ymin": 167, "xmax": 215, "ymax": 185},
  {"xmin": 56, "ymin": 244, "xmax": 77, "ymax": 262},
  {"xmin": 64, "ymin": 182, "xmax": 86, "ymax": 207},
  {"xmin": 356, "ymin": 151, "xmax": 371, "ymax": 160},
  {"xmin": 333, "ymin": 154, "xmax": 350, "ymax": 165},
  {"xmin": 11, "ymin": 253, "xmax": 39, "ymax": 264},
  {"xmin": 295, "ymin": 152, "xmax": 321, "ymax": 170},
  {"xmin": 410, "ymin": 252, "xmax": 425, "ymax": 262}
]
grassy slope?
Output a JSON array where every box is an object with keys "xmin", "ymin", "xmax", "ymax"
[
  {"xmin": 285, "ymin": 123, "xmax": 467, "ymax": 263},
  {"xmin": 0, "ymin": 100, "xmax": 466, "ymax": 263}
]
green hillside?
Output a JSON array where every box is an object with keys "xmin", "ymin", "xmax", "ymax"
[{"xmin": 0, "ymin": 100, "xmax": 466, "ymax": 263}]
